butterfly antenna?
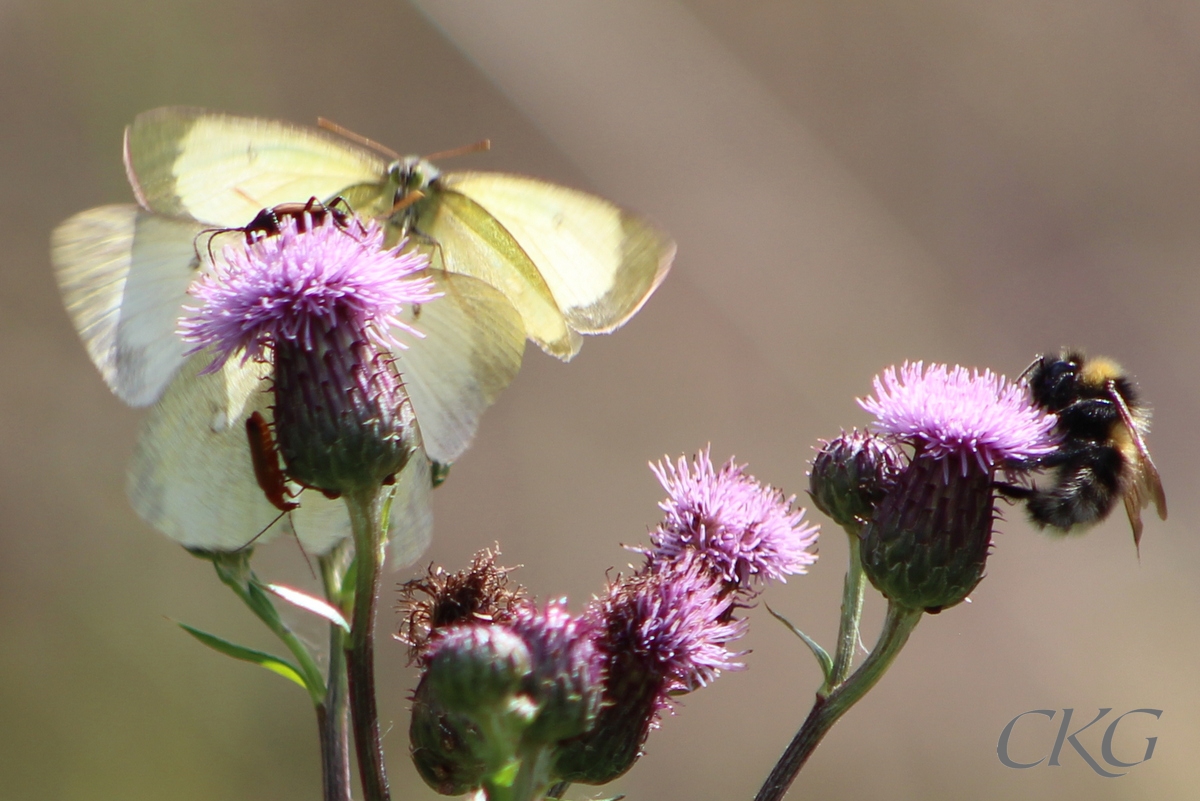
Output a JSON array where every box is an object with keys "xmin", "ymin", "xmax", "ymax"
[
  {"xmin": 318, "ymin": 117, "xmax": 402, "ymax": 161},
  {"xmin": 424, "ymin": 139, "xmax": 491, "ymax": 161}
]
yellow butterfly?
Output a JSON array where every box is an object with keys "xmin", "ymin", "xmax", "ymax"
[{"xmin": 52, "ymin": 107, "xmax": 674, "ymax": 557}]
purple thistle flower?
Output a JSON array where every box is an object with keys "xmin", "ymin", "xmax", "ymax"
[
  {"xmin": 552, "ymin": 558, "xmax": 745, "ymax": 784},
  {"xmin": 859, "ymin": 362, "xmax": 1059, "ymax": 477},
  {"xmin": 857, "ymin": 362, "xmax": 1060, "ymax": 612},
  {"xmin": 510, "ymin": 601, "xmax": 600, "ymax": 687},
  {"xmin": 614, "ymin": 558, "xmax": 748, "ymax": 694},
  {"xmin": 594, "ymin": 556, "xmax": 748, "ymax": 708},
  {"xmin": 649, "ymin": 448, "xmax": 819, "ymax": 588},
  {"xmin": 179, "ymin": 215, "xmax": 439, "ymax": 372},
  {"xmin": 180, "ymin": 214, "xmax": 442, "ymax": 496}
]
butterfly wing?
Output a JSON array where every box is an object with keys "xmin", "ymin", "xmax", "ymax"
[
  {"xmin": 413, "ymin": 186, "xmax": 577, "ymax": 358},
  {"xmin": 124, "ymin": 106, "xmax": 393, "ymax": 226},
  {"xmin": 128, "ymin": 349, "xmax": 435, "ymax": 560},
  {"xmin": 51, "ymin": 204, "xmax": 207, "ymax": 407},
  {"xmin": 392, "ymin": 270, "xmax": 526, "ymax": 464},
  {"xmin": 385, "ymin": 452, "xmax": 435, "ymax": 569},
  {"xmin": 127, "ymin": 352, "xmax": 290, "ymax": 551},
  {"xmin": 285, "ymin": 450, "xmax": 433, "ymax": 564},
  {"xmin": 437, "ymin": 171, "xmax": 674, "ymax": 336}
]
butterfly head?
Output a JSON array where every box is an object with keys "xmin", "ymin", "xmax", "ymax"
[{"xmin": 388, "ymin": 156, "xmax": 441, "ymax": 199}]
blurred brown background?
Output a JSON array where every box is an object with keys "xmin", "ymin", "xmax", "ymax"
[{"xmin": 3, "ymin": 1, "xmax": 1198, "ymax": 798}]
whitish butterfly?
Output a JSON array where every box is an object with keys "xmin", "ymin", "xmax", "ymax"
[{"xmin": 52, "ymin": 108, "xmax": 673, "ymax": 560}]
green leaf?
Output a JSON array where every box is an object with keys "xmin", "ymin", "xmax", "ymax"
[
  {"xmin": 176, "ymin": 621, "xmax": 309, "ymax": 690},
  {"xmin": 263, "ymin": 583, "xmax": 350, "ymax": 632},
  {"xmin": 341, "ymin": 556, "xmax": 358, "ymax": 608},
  {"xmin": 245, "ymin": 577, "xmax": 282, "ymax": 621},
  {"xmin": 765, "ymin": 604, "xmax": 833, "ymax": 684},
  {"xmin": 379, "ymin": 487, "xmax": 395, "ymax": 539}
]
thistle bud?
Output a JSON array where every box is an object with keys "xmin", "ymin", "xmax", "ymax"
[
  {"xmin": 809, "ymin": 429, "xmax": 903, "ymax": 533},
  {"xmin": 510, "ymin": 602, "xmax": 603, "ymax": 745},
  {"xmin": 412, "ymin": 625, "xmax": 539, "ymax": 795},
  {"xmin": 409, "ymin": 675, "xmax": 490, "ymax": 795},
  {"xmin": 423, "ymin": 625, "xmax": 533, "ymax": 717}
]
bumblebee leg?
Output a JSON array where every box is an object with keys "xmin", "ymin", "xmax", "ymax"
[{"xmin": 994, "ymin": 482, "xmax": 1034, "ymax": 500}]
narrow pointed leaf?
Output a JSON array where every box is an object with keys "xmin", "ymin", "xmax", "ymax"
[
  {"xmin": 264, "ymin": 583, "xmax": 351, "ymax": 632},
  {"xmin": 176, "ymin": 621, "xmax": 309, "ymax": 690},
  {"xmin": 245, "ymin": 578, "xmax": 285, "ymax": 626},
  {"xmin": 765, "ymin": 604, "xmax": 833, "ymax": 684}
]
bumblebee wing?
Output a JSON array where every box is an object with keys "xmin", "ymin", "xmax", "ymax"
[
  {"xmin": 1135, "ymin": 448, "xmax": 1168, "ymax": 522},
  {"xmin": 1109, "ymin": 382, "xmax": 1168, "ymax": 551}
]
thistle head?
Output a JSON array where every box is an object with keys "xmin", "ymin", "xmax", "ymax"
[
  {"xmin": 179, "ymin": 216, "xmax": 440, "ymax": 496},
  {"xmin": 648, "ymin": 448, "xmax": 819, "ymax": 590},
  {"xmin": 808, "ymin": 429, "xmax": 904, "ymax": 535},
  {"xmin": 856, "ymin": 362, "xmax": 1059, "ymax": 612}
]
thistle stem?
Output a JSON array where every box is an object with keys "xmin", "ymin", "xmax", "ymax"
[
  {"xmin": 754, "ymin": 602, "xmax": 922, "ymax": 801},
  {"xmin": 481, "ymin": 744, "xmax": 553, "ymax": 801},
  {"xmin": 510, "ymin": 746, "xmax": 554, "ymax": 801},
  {"xmin": 319, "ymin": 545, "xmax": 353, "ymax": 801},
  {"xmin": 825, "ymin": 531, "xmax": 867, "ymax": 692},
  {"xmin": 345, "ymin": 488, "xmax": 391, "ymax": 801}
]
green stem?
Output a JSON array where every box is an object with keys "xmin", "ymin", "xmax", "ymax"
[
  {"xmin": 825, "ymin": 531, "xmax": 867, "ymax": 692},
  {"xmin": 754, "ymin": 602, "xmax": 923, "ymax": 801},
  {"xmin": 345, "ymin": 488, "xmax": 391, "ymax": 801},
  {"xmin": 319, "ymin": 545, "xmax": 353, "ymax": 801},
  {"xmin": 212, "ymin": 557, "xmax": 326, "ymax": 708},
  {"xmin": 481, "ymin": 744, "xmax": 552, "ymax": 801},
  {"xmin": 510, "ymin": 746, "xmax": 553, "ymax": 801}
]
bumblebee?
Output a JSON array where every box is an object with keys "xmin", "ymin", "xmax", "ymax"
[{"xmin": 998, "ymin": 351, "xmax": 1167, "ymax": 551}]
